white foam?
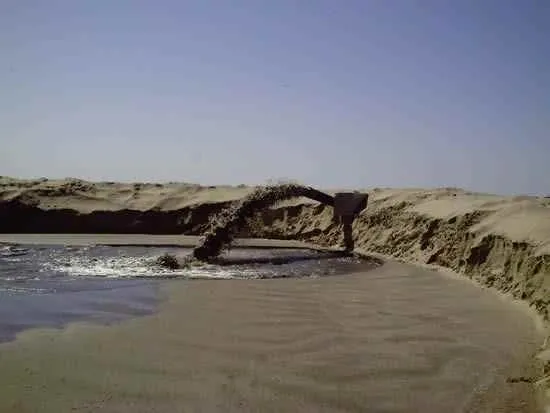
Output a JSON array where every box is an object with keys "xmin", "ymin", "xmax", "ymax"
[
  {"xmin": 42, "ymin": 255, "xmax": 252, "ymax": 280},
  {"xmin": 0, "ymin": 286, "xmax": 51, "ymax": 295},
  {"xmin": 0, "ymin": 246, "xmax": 29, "ymax": 258}
]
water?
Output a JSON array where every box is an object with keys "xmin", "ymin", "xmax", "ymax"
[
  {"xmin": 0, "ymin": 243, "xmax": 542, "ymax": 412},
  {"xmin": 0, "ymin": 243, "xmax": 371, "ymax": 343}
]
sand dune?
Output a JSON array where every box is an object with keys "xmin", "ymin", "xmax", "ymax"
[
  {"xmin": 1, "ymin": 177, "xmax": 547, "ymax": 317},
  {"xmin": 0, "ymin": 261, "xmax": 542, "ymax": 412},
  {"xmin": 1, "ymin": 177, "xmax": 550, "ymax": 407}
]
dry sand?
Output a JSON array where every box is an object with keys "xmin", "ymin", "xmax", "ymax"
[{"xmin": 1, "ymin": 177, "xmax": 549, "ymax": 409}]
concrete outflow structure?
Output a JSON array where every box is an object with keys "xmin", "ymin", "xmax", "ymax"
[
  {"xmin": 333, "ymin": 192, "xmax": 369, "ymax": 253},
  {"xmin": 192, "ymin": 184, "xmax": 368, "ymax": 261}
]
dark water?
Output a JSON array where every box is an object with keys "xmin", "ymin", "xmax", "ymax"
[
  {"xmin": 0, "ymin": 244, "xmax": 542, "ymax": 412},
  {"xmin": 0, "ymin": 244, "xmax": 370, "ymax": 343}
]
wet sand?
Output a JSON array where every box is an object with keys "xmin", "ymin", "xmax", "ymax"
[
  {"xmin": 0, "ymin": 259, "xmax": 542, "ymax": 412},
  {"xmin": 0, "ymin": 233, "xmax": 316, "ymax": 249},
  {"xmin": 0, "ymin": 241, "xmax": 368, "ymax": 343}
]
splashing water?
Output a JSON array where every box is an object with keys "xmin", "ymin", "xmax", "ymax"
[
  {"xmin": 193, "ymin": 184, "xmax": 335, "ymax": 261},
  {"xmin": 0, "ymin": 243, "xmax": 375, "ymax": 343}
]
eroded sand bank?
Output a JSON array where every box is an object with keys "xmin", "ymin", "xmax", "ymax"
[
  {"xmin": 1, "ymin": 178, "xmax": 548, "ymax": 320},
  {"xmin": 0, "ymin": 259, "xmax": 542, "ymax": 412},
  {"xmin": 1, "ymin": 177, "xmax": 549, "ymax": 410}
]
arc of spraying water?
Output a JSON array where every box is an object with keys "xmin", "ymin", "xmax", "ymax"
[{"xmin": 192, "ymin": 184, "xmax": 335, "ymax": 261}]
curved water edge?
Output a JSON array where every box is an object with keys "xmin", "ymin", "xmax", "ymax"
[
  {"xmin": 0, "ymin": 244, "xmax": 378, "ymax": 344},
  {"xmin": 192, "ymin": 183, "xmax": 337, "ymax": 261},
  {"xmin": 0, "ymin": 243, "xmax": 377, "ymax": 281},
  {"xmin": 355, "ymin": 247, "xmax": 550, "ymax": 411},
  {"xmin": 0, "ymin": 240, "xmax": 546, "ymax": 411},
  {"xmin": 0, "ymin": 255, "xmax": 544, "ymax": 412}
]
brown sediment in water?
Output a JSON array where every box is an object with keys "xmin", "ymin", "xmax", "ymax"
[
  {"xmin": 1, "ymin": 177, "xmax": 550, "ymax": 406},
  {"xmin": 1, "ymin": 178, "xmax": 547, "ymax": 321},
  {"xmin": 0, "ymin": 260, "xmax": 543, "ymax": 412},
  {"xmin": 193, "ymin": 184, "xmax": 334, "ymax": 261}
]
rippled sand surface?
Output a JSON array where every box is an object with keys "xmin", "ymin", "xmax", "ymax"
[
  {"xmin": 0, "ymin": 242, "xmax": 365, "ymax": 342},
  {"xmin": 0, "ymin": 259, "xmax": 541, "ymax": 412}
]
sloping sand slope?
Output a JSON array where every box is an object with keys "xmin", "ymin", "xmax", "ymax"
[
  {"xmin": 1, "ymin": 177, "xmax": 547, "ymax": 320},
  {"xmin": 0, "ymin": 262, "xmax": 542, "ymax": 412},
  {"xmin": 1, "ymin": 177, "xmax": 550, "ymax": 409}
]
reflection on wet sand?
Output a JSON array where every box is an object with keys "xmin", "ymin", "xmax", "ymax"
[{"xmin": 0, "ymin": 260, "xmax": 541, "ymax": 412}]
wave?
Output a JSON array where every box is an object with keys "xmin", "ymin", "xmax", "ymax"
[
  {"xmin": 40, "ymin": 253, "xmax": 362, "ymax": 280},
  {"xmin": 42, "ymin": 255, "xmax": 276, "ymax": 280},
  {"xmin": 0, "ymin": 285, "xmax": 53, "ymax": 295},
  {"xmin": 0, "ymin": 245, "xmax": 29, "ymax": 258},
  {"xmin": 1, "ymin": 244, "xmax": 370, "ymax": 282}
]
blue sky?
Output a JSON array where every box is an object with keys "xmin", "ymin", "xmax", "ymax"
[{"xmin": 1, "ymin": 1, "xmax": 548, "ymax": 194}]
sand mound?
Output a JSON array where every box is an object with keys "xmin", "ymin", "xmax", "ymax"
[
  {"xmin": 1, "ymin": 177, "xmax": 550, "ymax": 407},
  {"xmin": 1, "ymin": 178, "xmax": 549, "ymax": 320},
  {"xmin": 252, "ymin": 188, "xmax": 550, "ymax": 319}
]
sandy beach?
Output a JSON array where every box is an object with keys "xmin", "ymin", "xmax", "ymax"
[
  {"xmin": 3, "ymin": 0, "xmax": 547, "ymax": 410},
  {"xmin": 1, "ymin": 178, "xmax": 549, "ymax": 411},
  {"xmin": 1, "ymin": 178, "xmax": 548, "ymax": 316},
  {"xmin": 0, "ymin": 256, "xmax": 542, "ymax": 412}
]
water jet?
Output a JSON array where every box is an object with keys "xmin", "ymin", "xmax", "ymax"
[{"xmin": 192, "ymin": 184, "xmax": 368, "ymax": 262}]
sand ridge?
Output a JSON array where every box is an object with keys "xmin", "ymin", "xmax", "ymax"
[
  {"xmin": 1, "ymin": 177, "xmax": 550, "ymax": 410},
  {"xmin": 0, "ymin": 261, "xmax": 542, "ymax": 412},
  {"xmin": 1, "ymin": 177, "xmax": 549, "ymax": 318}
]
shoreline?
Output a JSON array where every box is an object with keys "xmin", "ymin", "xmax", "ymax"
[
  {"xmin": 356, "ymin": 247, "xmax": 550, "ymax": 337},
  {"xmin": 355, "ymin": 247, "xmax": 550, "ymax": 409},
  {"xmin": 1, "ymin": 177, "xmax": 549, "ymax": 410},
  {"xmin": 0, "ymin": 255, "xmax": 543, "ymax": 412},
  {"xmin": 0, "ymin": 234, "xmax": 317, "ymax": 249},
  {"xmin": 0, "ymin": 239, "xmax": 368, "ymax": 346}
]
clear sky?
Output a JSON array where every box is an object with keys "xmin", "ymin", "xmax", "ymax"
[{"xmin": 1, "ymin": 1, "xmax": 549, "ymax": 195}]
